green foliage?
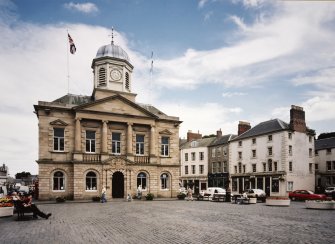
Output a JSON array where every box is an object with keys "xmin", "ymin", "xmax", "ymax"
[
  {"xmin": 202, "ymin": 134, "xmax": 216, "ymax": 139},
  {"xmin": 145, "ymin": 193, "xmax": 154, "ymax": 200},
  {"xmin": 15, "ymin": 171, "xmax": 31, "ymax": 179}
]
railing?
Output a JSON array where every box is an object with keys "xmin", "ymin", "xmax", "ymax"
[
  {"xmin": 83, "ymin": 153, "xmax": 101, "ymax": 162},
  {"xmin": 134, "ymin": 156, "xmax": 150, "ymax": 164}
]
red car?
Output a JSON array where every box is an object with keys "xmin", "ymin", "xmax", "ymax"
[{"xmin": 289, "ymin": 190, "xmax": 328, "ymax": 201}]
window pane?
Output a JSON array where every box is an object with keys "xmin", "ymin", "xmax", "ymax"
[
  {"xmin": 136, "ymin": 135, "xmax": 144, "ymax": 142},
  {"xmin": 54, "ymin": 128, "xmax": 64, "ymax": 137},
  {"xmin": 86, "ymin": 130, "xmax": 95, "ymax": 139},
  {"xmin": 112, "ymin": 132, "xmax": 121, "ymax": 141}
]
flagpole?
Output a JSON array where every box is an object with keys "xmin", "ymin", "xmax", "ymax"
[
  {"xmin": 150, "ymin": 51, "xmax": 153, "ymax": 104},
  {"xmin": 66, "ymin": 29, "xmax": 70, "ymax": 95}
]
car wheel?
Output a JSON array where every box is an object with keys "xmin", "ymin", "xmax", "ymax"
[{"xmin": 291, "ymin": 197, "xmax": 296, "ymax": 201}]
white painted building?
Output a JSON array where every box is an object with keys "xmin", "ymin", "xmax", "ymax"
[
  {"xmin": 180, "ymin": 135, "xmax": 215, "ymax": 195},
  {"xmin": 229, "ymin": 106, "xmax": 315, "ymax": 197},
  {"xmin": 315, "ymin": 136, "xmax": 335, "ymax": 190}
]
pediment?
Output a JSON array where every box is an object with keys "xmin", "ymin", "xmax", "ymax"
[
  {"xmin": 159, "ymin": 129, "xmax": 173, "ymax": 135},
  {"xmin": 74, "ymin": 95, "xmax": 157, "ymax": 118},
  {"xmin": 50, "ymin": 119, "xmax": 68, "ymax": 126}
]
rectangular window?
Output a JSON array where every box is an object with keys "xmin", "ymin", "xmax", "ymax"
[
  {"xmin": 218, "ymin": 162, "xmax": 222, "ymax": 172},
  {"xmin": 326, "ymin": 148, "xmax": 331, "ymax": 154},
  {"xmin": 288, "ymin": 132, "xmax": 292, "ymax": 139},
  {"xmin": 161, "ymin": 137, "xmax": 169, "ymax": 156},
  {"xmin": 185, "ymin": 153, "xmax": 188, "ymax": 161},
  {"xmin": 238, "ymin": 163, "xmax": 242, "ymax": 173},
  {"xmin": 112, "ymin": 132, "xmax": 121, "ymax": 154},
  {"xmin": 315, "ymin": 163, "xmax": 319, "ymax": 170},
  {"xmin": 268, "ymin": 135, "xmax": 272, "ymax": 141},
  {"xmin": 309, "ymin": 163, "xmax": 313, "ymax": 173},
  {"xmin": 86, "ymin": 130, "xmax": 96, "ymax": 153},
  {"xmin": 333, "ymin": 161, "xmax": 335, "ymax": 170},
  {"xmin": 223, "ymin": 161, "xmax": 227, "ymax": 172},
  {"xmin": 238, "ymin": 151, "xmax": 242, "ymax": 159},
  {"xmin": 191, "ymin": 165, "xmax": 195, "ymax": 174},
  {"xmin": 199, "ymin": 165, "xmax": 204, "ymax": 174},
  {"xmin": 309, "ymin": 148, "xmax": 312, "ymax": 157},
  {"xmin": 268, "ymin": 161, "xmax": 272, "ymax": 172},
  {"xmin": 191, "ymin": 152, "xmax": 196, "ymax": 161},
  {"xmin": 211, "ymin": 148, "xmax": 216, "ymax": 158},
  {"xmin": 53, "ymin": 128, "xmax": 64, "ymax": 151},
  {"xmin": 309, "ymin": 136, "xmax": 312, "ymax": 142},
  {"xmin": 185, "ymin": 165, "xmax": 188, "ymax": 175},
  {"xmin": 217, "ymin": 147, "xmax": 221, "ymax": 155},
  {"xmin": 274, "ymin": 161, "xmax": 277, "ymax": 171},
  {"xmin": 252, "ymin": 164, "xmax": 256, "ymax": 172},
  {"xmin": 272, "ymin": 178, "xmax": 279, "ymax": 193},
  {"xmin": 199, "ymin": 152, "xmax": 204, "ymax": 161},
  {"xmin": 268, "ymin": 147, "xmax": 273, "ymax": 156},
  {"xmin": 238, "ymin": 141, "xmax": 242, "ymax": 146},
  {"xmin": 289, "ymin": 161, "xmax": 293, "ymax": 172},
  {"xmin": 252, "ymin": 138, "xmax": 256, "ymax": 144},
  {"xmin": 263, "ymin": 163, "xmax": 266, "ymax": 172},
  {"xmin": 243, "ymin": 165, "xmax": 246, "ymax": 173},
  {"xmin": 327, "ymin": 161, "xmax": 331, "ymax": 171},
  {"xmin": 234, "ymin": 166, "xmax": 237, "ymax": 173},
  {"xmin": 212, "ymin": 162, "xmax": 217, "ymax": 173},
  {"xmin": 252, "ymin": 150, "xmax": 256, "ymax": 158},
  {"xmin": 289, "ymin": 145, "xmax": 292, "ymax": 156},
  {"xmin": 287, "ymin": 181, "xmax": 293, "ymax": 191},
  {"xmin": 315, "ymin": 150, "xmax": 318, "ymax": 156},
  {"xmin": 136, "ymin": 135, "xmax": 145, "ymax": 155}
]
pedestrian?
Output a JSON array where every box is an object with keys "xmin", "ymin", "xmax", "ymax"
[
  {"xmin": 101, "ymin": 187, "xmax": 107, "ymax": 203},
  {"xmin": 137, "ymin": 185, "xmax": 142, "ymax": 199},
  {"xmin": 127, "ymin": 194, "xmax": 132, "ymax": 202},
  {"xmin": 187, "ymin": 187, "xmax": 193, "ymax": 201},
  {"xmin": 21, "ymin": 194, "xmax": 52, "ymax": 219}
]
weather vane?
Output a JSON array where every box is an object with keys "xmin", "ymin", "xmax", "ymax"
[{"xmin": 109, "ymin": 27, "xmax": 115, "ymax": 45}]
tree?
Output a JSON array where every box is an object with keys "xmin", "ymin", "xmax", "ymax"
[
  {"xmin": 15, "ymin": 171, "xmax": 31, "ymax": 179},
  {"xmin": 202, "ymin": 134, "xmax": 216, "ymax": 138}
]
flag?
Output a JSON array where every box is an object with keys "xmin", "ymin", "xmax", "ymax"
[{"xmin": 68, "ymin": 33, "xmax": 76, "ymax": 54}]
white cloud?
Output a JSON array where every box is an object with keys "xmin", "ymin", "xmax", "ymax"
[
  {"xmin": 64, "ymin": 2, "xmax": 98, "ymax": 14},
  {"xmin": 198, "ymin": 0, "xmax": 209, "ymax": 9},
  {"xmin": 204, "ymin": 11, "xmax": 213, "ymax": 21},
  {"xmin": 222, "ymin": 92, "xmax": 247, "ymax": 98}
]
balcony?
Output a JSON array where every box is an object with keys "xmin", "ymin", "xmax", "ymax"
[
  {"xmin": 134, "ymin": 156, "xmax": 150, "ymax": 164},
  {"xmin": 83, "ymin": 153, "xmax": 101, "ymax": 162}
]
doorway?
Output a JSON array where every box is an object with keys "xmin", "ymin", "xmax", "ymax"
[{"xmin": 112, "ymin": 171, "xmax": 124, "ymax": 198}]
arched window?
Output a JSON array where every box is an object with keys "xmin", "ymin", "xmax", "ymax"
[
  {"xmin": 160, "ymin": 173, "xmax": 169, "ymax": 189},
  {"xmin": 86, "ymin": 171, "xmax": 97, "ymax": 190},
  {"xmin": 137, "ymin": 172, "xmax": 147, "ymax": 190},
  {"xmin": 98, "ymin": 67, "xmax": 106, "ymax": 86},
  {"xmin": 125, "ymin": 72, "xmax": 130, "ymax": 90},
  {"xmin": 53, "ymin": 171, "xmax": 65, "ymax": 191}
]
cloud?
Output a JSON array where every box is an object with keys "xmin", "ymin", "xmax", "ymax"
[
  {"xmin": 198, "ymin": 0, "xmax": 209, "ymax": 9},
  {"xmin": 222, "ymin": 92, "xmax": 247, "ymax": 98},
  {"xmin": 64, "ymin": 2, "xmax": 99, "ymax": 14},
  {"xmin": 204, "ymin": 11, "xmax": 213, "ymax": 21}
]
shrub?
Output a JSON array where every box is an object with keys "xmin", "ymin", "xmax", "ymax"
[{"xmin": 145, "ymin": 193, "xmax": 154, "ymax": 200}]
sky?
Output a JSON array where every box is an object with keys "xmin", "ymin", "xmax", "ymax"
[{"xmin": 1, "ymin": 0, "xmax": 335, "ymax": 176}]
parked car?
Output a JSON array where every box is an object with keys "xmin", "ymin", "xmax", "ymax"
[
  {"xmin": 289, "ymin": 190, "xmax": 328, "ymax": 201},
  {"xmin": 325, "ymin": 187, "xmax": 335, "ymax": 196},
  {"xmin": 199, "ymin": 187, "xmax": 226, "ymax": 200},
  {"xmin": 245, "ymin": 189, "xmax": 266, "ymax": 202}
]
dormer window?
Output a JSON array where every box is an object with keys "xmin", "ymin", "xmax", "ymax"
[
  {"xmin": 98, "ymin": 67, "xmax": 106, "ymax": 86},
  {"xmin": 125, "ymin": 72, "xmax": 130, "ymax": 90}
]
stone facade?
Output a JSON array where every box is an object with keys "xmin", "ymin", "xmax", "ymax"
[{"xmin": 34, "ymin": 42, "xmax": 181, "ymax": 200}]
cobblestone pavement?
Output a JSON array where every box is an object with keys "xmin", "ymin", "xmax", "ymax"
[{"xmin": 0, "ymin": 200, "xmax": 334, "ymax": 244}]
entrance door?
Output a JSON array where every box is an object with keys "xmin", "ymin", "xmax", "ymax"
[
  {"xmin": 238, "ymin": 178, "xmax": 243, "ymax": 193},
  {"xmin": 112, "ymin": 171, "xmax": 124, "ymax": 198}
]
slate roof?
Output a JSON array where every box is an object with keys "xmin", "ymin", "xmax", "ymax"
[
  {"xmin": 180, "ymin": 137, "xmax": 216, "ymax": 150},
  {"xmin": 315, "ymin": 137, "xmax": 335, "ymax": 150},
  {"xmin": 209, "ymin": 134, "xmax": 237, "ymax": 147},
  {"xmin": 53, "ymin": 94, "xmax": 92, "ymax": 105},
  {"xmin": 232, "ymin": 119, "xmax": 290, "ymax": 141}
]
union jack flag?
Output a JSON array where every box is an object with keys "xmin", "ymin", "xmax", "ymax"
[{"xmin": 68, "ymin": 33, "xmax": 76, "ymax": 54}]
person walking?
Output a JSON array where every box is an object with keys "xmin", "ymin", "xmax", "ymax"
[
  {"xmin": 137, "ymin": 185, "xmax": 142, "ymax": 200},
  {"xmin": 101, "ymin": 187, "xmax": 107, "ymax": 203},
  {"xmin": 187, "ymin": 187, "xmax": 193, "ymax": 201}
]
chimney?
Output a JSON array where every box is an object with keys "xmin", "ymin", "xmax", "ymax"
[
  {"xmin": 216, "ymin": 129, "xmax": 222, "ymax": 138},
  {"xmin": 238, "ymin": 121, "xmax": 251, "ymax": 135},
  {"xmin": 187, "ymin": 130, "xmax": 202, "ymax": 142},
  {"xmin": 290, "ymin": 105, "xmax": 306, "ymax": 133}
]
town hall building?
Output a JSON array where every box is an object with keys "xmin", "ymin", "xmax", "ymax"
[{"xmin": 34, "ymin": 40, "xmax": 182, "ymax": 200}]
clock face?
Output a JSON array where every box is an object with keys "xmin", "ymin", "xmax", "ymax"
[{"xmin": 110, "ymin": 69, "xmax": 122, "ymax": 81}]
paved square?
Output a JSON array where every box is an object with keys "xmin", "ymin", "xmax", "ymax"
[{"xmin": 0, "ymin": 200, "xmax": 333, "ymax": 243}]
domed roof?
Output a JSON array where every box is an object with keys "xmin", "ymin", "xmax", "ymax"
[{"xmin": 95, "ymin": 43, "xmax": 130, "ymax": 62}]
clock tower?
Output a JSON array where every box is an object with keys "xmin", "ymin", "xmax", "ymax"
[{"xmin": 91, "ymin": 38, "xmax": 134, "ymax": 101}]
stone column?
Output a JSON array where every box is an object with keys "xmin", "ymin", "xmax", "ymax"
[
  {"xmin": 101, "ymin": 120, "xmax": 108, "ymax": 154},
  {"xmin": 75, "ymin": 118, "xmax": 81, "ymax": 152},
  {"xmin": 150, "ymin": 125, "xmax": 156, "ymax": 156},
  {"xmin": 127, "ymin": 122, "xmax": 133, "ymax": 155}
]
